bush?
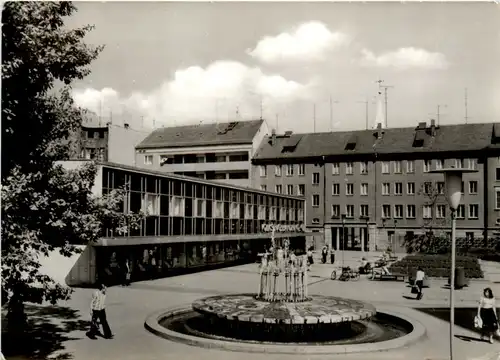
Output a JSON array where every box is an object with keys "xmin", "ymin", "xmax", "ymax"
[
  {"xmin": 458, "ymin": 248, "xmax": 500, "ymax": 262},
  {"xmin": 390, "ymin": 254, "xmax": 484, "ymax": 279}
]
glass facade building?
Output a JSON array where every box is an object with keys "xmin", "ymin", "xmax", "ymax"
[{"xmin": 65, "ymin": 161, "xmax": 308, "ymax": 286}]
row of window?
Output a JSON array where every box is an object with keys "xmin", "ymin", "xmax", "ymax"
[
  {"xmin": 325, "ymin": 203, "xmax": 480, "ymax": 220},
  {"xmin": 258, "ymin": 158, "xmax": 478, "ymax": 178},
  {"xmin": 80, "ymin": 147, "xmax": 106, "ymax": 161},
  {"xmin": 139, "ymin": 193, "xmax": 304, "ymax": 221},
  {"xmin": 260, "ymin": 181, "xmax": 479, "ymax": 197},
  {"xmin": 144, "ymin": 152, "xmax": 249, "ymax": 165}
]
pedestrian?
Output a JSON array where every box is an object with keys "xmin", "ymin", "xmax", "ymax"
[
  {"xmin": 307, "ymin": 248, "xmax": 314, "ymax": 266},
  {"xmin": 122, "ymin": 259, "xmax": 131, "ymax": 286},
  {"xmin": 321, "ymin": 246, "xmax": 328, "ymax": 264},
  {"xmin": 330, "ymin": 246, "xmax": 335, "ymax": 264},
  {"xmin": 87, "ymin": 282, "xmax": 113, "ymax": 339},
  {"xmin": 414, "ymin": 267, "xmax": 425, "ymax": 300},
  {"xmin": 478, "ymin": 287, "xmax": 498, "ymax": 344}
]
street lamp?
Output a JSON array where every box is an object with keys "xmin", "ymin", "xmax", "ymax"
[
  {"xmin": 431, "ymin": 167, "xmax": 477, "ymax": 360},
  {"xmin": 341, "ymin": 214, "xmax": 346, "ymax": 267}
]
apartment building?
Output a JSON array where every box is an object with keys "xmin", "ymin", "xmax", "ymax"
[
  {"xmin": 252, "ymin": 121, "xmax": 500, "ymax": 252},
  {"xmin": 135, "ymin": 119, "xmax": 268, "ymax": 187},
  {"xmin": 71, "ymin": 123, "xmax": 149, "ymax": 166}
]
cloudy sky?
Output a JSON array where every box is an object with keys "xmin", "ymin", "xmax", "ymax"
[{"xmin": 69, "ymin": 2, "xmax": 500, "ymax": 132}]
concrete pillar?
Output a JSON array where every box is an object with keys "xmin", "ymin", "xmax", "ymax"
[
  {"xmin": 368, "ymin": 223, "xmax": 377, "ymax": 252},
  {"xmin": 335, "ymin": 227, "xmax": 340, "ymax": 250},
  {"xmin": 324, "ymin": 225, "xmax": 332, "ymax": 248}
]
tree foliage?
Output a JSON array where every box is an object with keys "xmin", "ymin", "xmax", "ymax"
[{"xmin": 1, "ymin": 1, "xmax": 144, "ymax": 330}]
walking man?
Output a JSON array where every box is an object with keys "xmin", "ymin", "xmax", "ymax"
[{"xmin": 87, "ymin": 282, "xmax": 113, "ymax": 339}]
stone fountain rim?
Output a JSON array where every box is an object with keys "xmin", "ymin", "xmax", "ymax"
[
  {"xmin": 144, "ymin": 303, "xmax": 426, "ymax": 355},
  {"xmin": 191, "ymin": 293, "xmax": 377, "ymax": 324}
]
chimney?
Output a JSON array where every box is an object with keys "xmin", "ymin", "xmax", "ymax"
[
  {"xmin": 124, "ymin": 123, "xmax": 130, "ymax": 129},
  {"xmin": 430, "ymin": 119, "xmax": 436, "ymax": 136},
  {"xmin": 270, "ymin": 129, "xmax": 277, "ymax": 146},
  {"xmin": 374, "ymin": 122, "xmax": 384, "ymax": 140}
]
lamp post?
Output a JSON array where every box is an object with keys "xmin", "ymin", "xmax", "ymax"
[
  {"xmin": 341, "ymin": 214, "xmax": 346, "ymax": 267},
  {"xmin": 393, "ymin": 219, "xmax": 398, "ymax": 253},
  {"xmin": 431, "ymin": 167, "xmax": 477, "ymax": 360}
]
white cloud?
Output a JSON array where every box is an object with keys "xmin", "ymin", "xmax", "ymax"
[
  {"xmin": 72, "ymin": 61, "xmax": 309, "ymax": 128},
  {"xmin": 247, "ymin": 21, "xmax": 351, "ymax": 64},
  {"xmin": 359, "ymin": 47, "xmax": 449, "ymax": 70}
]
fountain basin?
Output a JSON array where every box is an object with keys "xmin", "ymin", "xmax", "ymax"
[{"xmin": 145, "ymin": 298, "xmax": 426, "ymax": 354}]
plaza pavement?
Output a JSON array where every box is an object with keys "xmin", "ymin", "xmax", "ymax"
[{"xmin": 8, "ymin": 251, "xmax": 500, "ymax": 360}]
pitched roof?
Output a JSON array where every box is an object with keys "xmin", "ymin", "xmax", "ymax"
[
  {"xmin": 253, "ymin": 122, "xmax": 498, "ymax": 161},
  {"xmin": 136, "ymin": 119, "xmax": 264, "ymax": 149}
]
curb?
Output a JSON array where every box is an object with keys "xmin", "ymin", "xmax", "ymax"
[{"xmin": 144, "ymin": 304, "xmax": 426, "ymax": 355}]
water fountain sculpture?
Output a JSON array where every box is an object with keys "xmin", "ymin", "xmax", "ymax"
[{"xmin": 191, "ymin": 230, "xmax": 378, "ymax": 342}]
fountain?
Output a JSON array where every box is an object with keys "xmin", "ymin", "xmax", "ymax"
[{"xmin": 145, "ymin": 230, "xmax": 424, "ymax": 353}]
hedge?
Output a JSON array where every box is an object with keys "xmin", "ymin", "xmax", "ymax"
[{"xmin": 390, "ymin": 254, "xmax": 484, "ymax": 279}]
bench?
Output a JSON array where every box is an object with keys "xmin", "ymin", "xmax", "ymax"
[{"xmin": 371, "ymin": 271, "xmax": 406, "ymax": 281}]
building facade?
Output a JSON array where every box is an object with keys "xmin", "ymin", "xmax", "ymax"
[
  {"xmin": 71, "ymin": 123, "xmax": 149, "ymax": 166},
  {"xmin": 252, "ymin": 121, "xmax": 500, "ymax": 252},
  {"xmin": 63, "ymin": 161, "xmax": 307, "ymax": 286},
  {"xmin": 135, "ymin": 119, "xmax": 269, "ymax": 187}
]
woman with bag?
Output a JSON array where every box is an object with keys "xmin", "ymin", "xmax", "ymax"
[{"xmin": 477, "ymin": 287, "xmax": 498, "ymax": 344}]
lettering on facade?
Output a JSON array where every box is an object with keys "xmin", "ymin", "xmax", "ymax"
[{"xmin": 261, "ymin": 223, "xmax": 306, "ymax": 233}]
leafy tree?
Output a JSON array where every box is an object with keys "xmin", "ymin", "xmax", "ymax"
[
  {"xmin": 404, "ymin": 181, "xmax": 450, "ymax": 254},
  {"xmin": 1, "ymin": 2, "xmax": 144, "ymax": 333}
]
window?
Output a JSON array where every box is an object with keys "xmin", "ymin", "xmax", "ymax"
[
  {"xmin": 394, "ymin": 161, "xmax": 402, "ymax": 173},
  {"xmin": 346, "ymin": 162, "xmax": 354, "ymax": 175},
  {"xmin": 213, "ymin": 201, "xmax": 224, "ymax": 218},
  {"xmin": 423, "ymin": 160, "xmax": 431, "ymax": 173},
  {"xmin": 144, "ymin": 155, "xmax": 153, "ymax": 165},
  {"xmin": 312, "ymin": 195, "xmax": 320, "ymax": 207},
  {"xmin": 382, "ymin": 183, "xmax": 390, "ymax": 195},
  {"xmin": 496, "ymin": 188, "xmax": 500, "ymax": 210},
  {"xmin": 312, "ymin": 172, "xmax": 320, "ymax": 185},
  {"xmin": 230, "ymin": 203, "xmax": 240, "ymax": 218},
  {"xmin": 298, "ymin": 184, "xmax": 305, "ymax": 196},
  {"xmin": 298, "ymin": 164, "xmax": 305, "ymax": 176},
  {"xmin": 332, "ymin": 163, "xmax": 340, "ymax": 175},
  {"xmin": 275, "ymin": 185, "xmax": 282, "ymax": 194},
  {"xmin": 394, "ymin": 205, "xmax": 403, "ymax": 219},
  {"xmin": 360, "ymin": 162, "xmax": 368, "ymax": 174},
  {"xmin": 407, "ymin": 160, "xmax": 415, "ymax": 173},
  {"xmin": 331, "ymin": 204, "xmax": 340, "ymax": 218},
  {"xmin": 258, "ymin": 205, "xmax": 266, "ymax": 220},
  {"xmin": 469, "ymin": 181, "xmax": 478, "ymax": 194},
  {"xmin": 424, "ymin": 182, "xmax": 432, "ymax": 195},
  {"xmin": 407, "ymin": 182, "xmax": 415, "ymax": 195},
  {"xmin": 286, "ymin": 164, "xmax": 294, "ymax": 176},
  {"xmin": 436, "ymin": 204, "xmax": 446, "ymax": 218},
  {"xmin": 461, "ymin": 181, "xmax": 465, "ymax": 193},
  {"xmin": 142, "ymin": 194, "xmax": 159, "ymax": 215},
  {"xmin": 346, "ymin": 205, "xmax": 354, "ymax": 218},
  {"xmin": 170, "ymin": 196, "xmax": 185, "ymax": 216},
  {"xmin": 360, "ymin": 204, "xmax": 369, "ymax": 217},
  {"xmin": 287, "ymin": 185, "xmax": 294, "ymax": 195},
  {"xmin": 455, "ymin": 158, "xmax": 464, "ymax": 168},
  {"xmin": 194, "ymin": 199, "xmax": 206, "ymax": 217},
  {"xmin": 394, "ymin": 182, "xmax": 403, "ymax": 195},
  {"xmin": 382, "ymin": 205, "xmax": 391, "ymax": 218},
  {"xmin": 423, "ymin": 205, "xmax": 432, "ymax": 219},
  {"xmin": 496, "ymin": 168, "xmax": 500, "ymax": 181},
  {"xmin": 406, "ymin": 205, "xmax": 416, "ymax": 218},
  {"xmin": 346, "ymin": 183, "xmax": 354, "ymax": 196},
  {"xmin": 270, "ymin": 207, "xmax": 277, "ymax": 220},
  {"xmin": 457, "ymin": 204, "xmax": 465, "ymax": 218},
  {"xmin": 244, "ymin": 204, "xmax": 253, "ymax": 219},
  {"xmin": 260, "ymin": 165, "xmax": 267, "ymax": 177},
  {"xmin": 437, "ymin": 181, "xmax": 445, "ymax": 194},
  {"xmin": 468, "ymin": 204, "xmax": 479, "ymax": 219},
  {"xmin": 260, "ymin": 184, "xmax": 267, "ymax": 191},
  {"xmin": 469, "ymin": 159, "xmax": 477, "ymax": 170},
  {"xmin": 332, "ymin": 183, "xmax": 340, "ymax": 196},
  {"xmin": 436, "ymin": 159, "xmax": 443, "ymax": 170},
  {"xmin": 382, "ymin": 161, "xmax": 390, "ymax": 174},
  {"xmin": 275, "ymin": 165, "xmax": 282, "ymax": 177},
  {"xmin": 360, "ymin": 183, "xmax": 368, "ymax": 196}
]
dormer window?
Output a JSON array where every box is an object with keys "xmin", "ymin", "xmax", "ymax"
[
  {"xmin": 493, "ymin": 124, "xmax": 500, "ymax": 144},
  {"xmin": 281, "ymin": 136, "xmax": 301, "ymax": 153},
  {"xmin": 345, "ymin": 134, "xmax": 357, "ymax": 151},
  {"xmin": 413, "ymin": 130, "xmax": 425, "ymax": 147}
]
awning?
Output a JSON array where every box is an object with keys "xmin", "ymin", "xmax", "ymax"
[{"xmin": 94, "ymin": 232, "xmax": 317, "ymax": 247}]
